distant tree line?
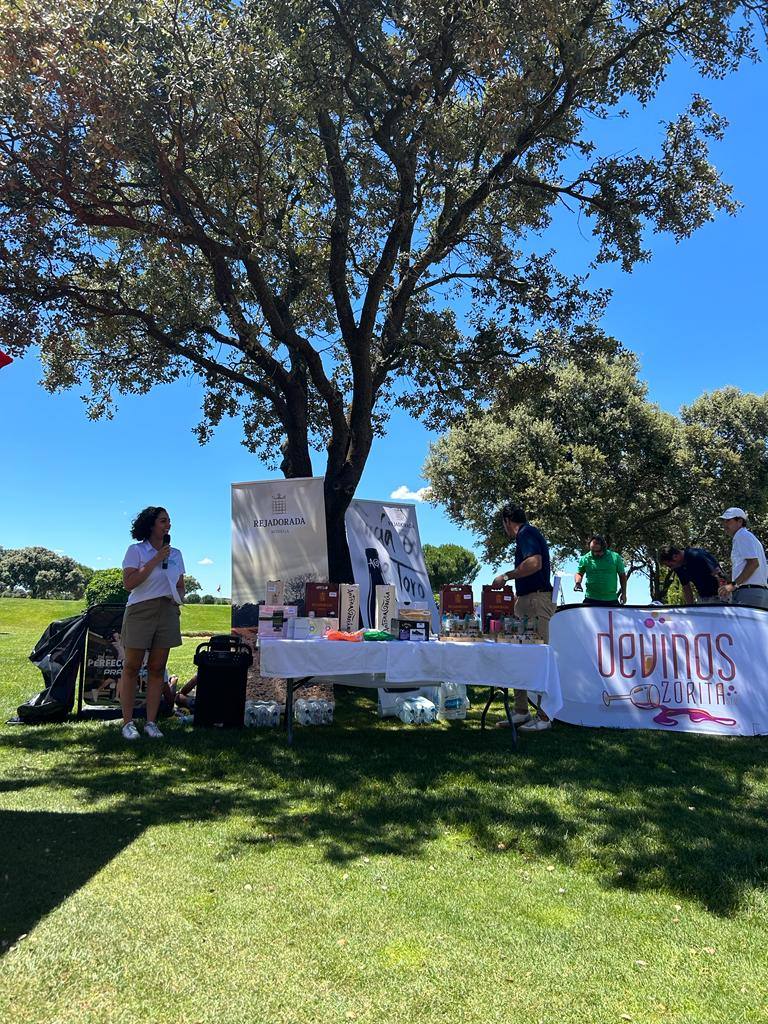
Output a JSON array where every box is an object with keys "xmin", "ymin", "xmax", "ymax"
[
  {"xmin": 0, "ymin": 546, "xmax": 92, "ymax": 599},
  {"xmin": 0, "ymin": 549, "xmax": 233, "ymax": 604}
]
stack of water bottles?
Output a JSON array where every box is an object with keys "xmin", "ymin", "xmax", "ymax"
[
  {"xmin": 244, "ymin": 700, "xmax": 282, "ymax": 727},
  {"xmin": 294, "ymin": 698, "xmax": 334, "ymax": 725},
  {"xmin": 394, "ymin": 694, "xmax": 438, "ymax": 724}
]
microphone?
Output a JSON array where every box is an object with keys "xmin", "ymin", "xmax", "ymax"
[{"xmin": 162, "ymin": 534, "xmax": 170, "ymax": 569}]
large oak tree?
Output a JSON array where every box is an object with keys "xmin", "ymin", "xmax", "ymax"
[{"xmin": 1, "ymin": 0, "xmax": 764, "ymax": 578}]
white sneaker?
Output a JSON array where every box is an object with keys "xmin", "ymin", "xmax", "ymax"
[
  {"xmin": 121, "ymin": 721, "xmax": 141, "ymax": 741},
  {"xmin": 144, "ymin": 721, "xmax": 164, "ymax": 739},
  {"xmin": 496, "ymin": 712, "xmax": 531, "ymax": 729},
  {"xmin": 518, "ymin": 716, "xmax": 552, "ymax": 732}
]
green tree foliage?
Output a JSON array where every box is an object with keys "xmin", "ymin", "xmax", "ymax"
[
  {"xmin": 84, "ymin": 568, "xmax": 129, "ymax": 607},
  {"xmin": 184, "ymin": 592, "xmax": 201, "ymax": 604},
  {"xmin": 664, "ymin": 572, "xmax": 687, "ymax": 606},
  {"xmin": 201, "ymin": 594, "xmax": 216, "ymax": 604},
  {"xmin": 1, "ymin": 0, "xmax": 762, "ymax": 577},
  {"xmin": 424, "ymin": 353, "xmax": 768, "ymax": 599},
  {"xmin": 0, "ymin": 546, "xmax": 90, "ymax": 598},
  {"xmin": 423, "ymin": 542, "xmax": 480, "ymax": 590},
  {"xmin": 183, "ymin": 574, "xmax": 202, "ymax": 594},
  {"xmin": 679, "ymin": 388, "xmax": 768, "ymax": 563}
]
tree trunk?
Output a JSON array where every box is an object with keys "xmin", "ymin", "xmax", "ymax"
[
  {"xmin": 323, "ymin": 440, "xmax": 372, "ymax": 583},
  {"xmin": 325, "ymin": 492, "xmax": 355, "ymax": 584},
  {"xmin": 279, "ymin": 413, "xmax": 369, "ymax": 585},
  {"xmin": 648, "ymin": 557, "xmax": 673, "ymax": 603}
]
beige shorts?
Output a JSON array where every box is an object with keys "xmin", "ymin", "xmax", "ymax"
[
  {"xmin": 513, "ymin": 590, "xmax": 555, "ymax": 643},
  {"xmin": 121, "ymin": 597, "xmax": 182, "ymax": 651}
]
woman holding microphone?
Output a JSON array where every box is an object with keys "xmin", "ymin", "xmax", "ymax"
[{"xmin": 118, "ymin": 506, "xmax": 185, "ymax": 740}]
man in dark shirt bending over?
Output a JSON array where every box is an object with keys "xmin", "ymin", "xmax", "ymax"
[
  {"xmin": 492, "ymin": 504, "xmax": 554, "ymax": 732},
  {"xmin": 659, "ymin": 545, "xmax": 723, "ymax": 604}
]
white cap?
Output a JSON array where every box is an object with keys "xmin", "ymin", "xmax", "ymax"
[{"xmin": 719, "ymin": 507, "xmax": 748, "ymax": 521}]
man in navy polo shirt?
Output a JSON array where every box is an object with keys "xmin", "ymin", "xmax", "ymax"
[
  {"xmin": 659, "ymin": 544, "xmax": 723, "ymax": 604},
  {"xmin": 492, "ymin": 504, "xmax": 554, "ymax": 732}
]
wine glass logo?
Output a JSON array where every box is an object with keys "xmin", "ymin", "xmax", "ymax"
[{"xmin": 603, "ymin": 684, "xmax": 662, "ymax": 710}]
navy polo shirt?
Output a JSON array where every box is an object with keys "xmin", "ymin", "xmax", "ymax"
[
  {"xmin": 675, "ymin": 547, "xmax": 722, "ymax": 598},
  {"xmin": 514, "ymin": 523, "xmax": 552, "ymax": 596}
]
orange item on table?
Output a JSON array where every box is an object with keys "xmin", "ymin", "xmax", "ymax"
[{"xmin": 325, "ymin": 629, "xmax": 365, "ymax": 642}]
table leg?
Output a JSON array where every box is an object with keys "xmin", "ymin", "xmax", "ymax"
[
  {"xmin": 480, "ymin": 687, "xmax": 495, "ymax": 730},
  {"xmin": 284, "ymin": 678, "xmax": 313, "ymax": 746},
  {"xmin": 501, "ymin": 689, "xmax": 518, "ymax": 748},
  {"xmin": 285, "ymin": 679, "xmax": 294, "ymax": 746},
  {"xmin": 480, "ymin": 687, "xmax": 517, "ymax": 747}
]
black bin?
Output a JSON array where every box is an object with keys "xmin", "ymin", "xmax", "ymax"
[{"xmin": 192, "ymin": 634, "xmax": 253, "ymax": 728}]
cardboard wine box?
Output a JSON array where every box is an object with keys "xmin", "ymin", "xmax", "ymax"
[
  {"xmin": 338, "ymin": 583, "xmax": 361, "ymax": 632},
  {"xmin": 481, "ymin": 585, "xmax": 515, "ymax": 632},
  {"xmin": 257, "ymin": 604, "xmax": 298, "ymax": 638},
  {"xmin": 439, "ymin": 585, "xmax": 475, "ymax": 617},
  {"xmin": 304, "ymin": 582, "xmax": 340, "ymax": 618},
  {"xmin": 375, "ymin": 584, "xmax": 398, "ymax": 633}
]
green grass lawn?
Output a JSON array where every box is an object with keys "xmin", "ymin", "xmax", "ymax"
[{"xmin": 1, "ymin": 599, "xmax": 768, "ymax": 1023}]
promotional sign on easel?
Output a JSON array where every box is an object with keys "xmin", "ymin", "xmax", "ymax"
[{"xmin": 231, "ymin": 477, "xmax": 329, "ymax": 627}]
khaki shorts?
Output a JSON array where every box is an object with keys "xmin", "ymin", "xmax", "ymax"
[
  {"xmin": 121, "ymin": 597, "xmax": 182, "ymax": 651},
  {"xmin": 514, "ymin": 590, "xmax": 555, "ymax": 643}
]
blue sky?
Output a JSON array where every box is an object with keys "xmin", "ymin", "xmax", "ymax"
[{"xmin": 1, "ymin": 58, "xmax": 766, "ymax": 601}]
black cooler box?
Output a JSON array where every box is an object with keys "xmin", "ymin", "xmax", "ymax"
[{"xmin": 192, "ymin": 634, "xmax": 253, "ymax": 728}]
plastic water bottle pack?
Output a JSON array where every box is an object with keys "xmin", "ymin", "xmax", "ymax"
[
  {"xmin": 244, "ymin": 700, "xmax": 282, "ymax": 728},
  {"xmin": 294, "ymin": 698, "xmax": 334, "ymax": 725},
  {"xmin": 395, "ymin": 695, "xmax": 437, "ymax": 725},
  {"xmin": 437, "ymin": 683, "xmax": 470, "ymax": 721}
]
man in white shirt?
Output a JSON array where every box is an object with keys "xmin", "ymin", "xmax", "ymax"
[{"xmin": 718, "ymin": 507, "xmax": 768, "ymax": 609}]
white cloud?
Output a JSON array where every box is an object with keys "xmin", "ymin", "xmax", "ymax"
[
  {"xmin": 389, "ymin": 485, "xmax": 431, "ymax": 502},
  {"xmin": 198, "ymin": 557, "xmax": 214, "ymax": 565}
]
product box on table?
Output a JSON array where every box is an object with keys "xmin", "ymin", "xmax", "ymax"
[
  {"xmin": 257, "ymin": 605, "xmax": 298, "ymax": 638},
  {"xmin": 392, "ymin": 618, "xmax": 430, "ymax": 641},
  {"xmin": 397, "ymin": 605, "xmax": 431, "ymax": 622},
  {"xmin": 439, "ymin": 585, "xmax": 475, "ymax": 618},
  {"xmin": 375, "ymin": 584, "xmax": 398, "ymax": 633},
  {"xmin": 338, "ymin": 583, "xmax": 361, "ymax": 632},
  {"xmin": 266, "ymin": 579, "xmax": 285, "ymax": 605},
  {"xmin": 481, "ymin": 585, "xmax": 515, "ymax": 631},
  {"xmin": 285, "ymin": 616, "xmax": 339, "ymax": 640},
  {"xmin": 304, "ymin": 582, "xmax": 340, "ymax": 618}
]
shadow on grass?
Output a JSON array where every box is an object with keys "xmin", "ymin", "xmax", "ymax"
[
  {"xmin": 0, "ymin": 809, "xmax": 144, "ymax": 949},
  {"xmin": 2, "ymin": 687, "xmax": 768, "ymax": 936}
]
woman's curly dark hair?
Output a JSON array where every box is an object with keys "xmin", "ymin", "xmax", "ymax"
[{"xmin": 130, "ymin": 506, "xmax": 167, "ymax": 542}]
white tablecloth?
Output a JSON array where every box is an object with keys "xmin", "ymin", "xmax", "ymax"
[{"xmin": 259, "ymin": 638, "xmax": 563, "ymax": 719}]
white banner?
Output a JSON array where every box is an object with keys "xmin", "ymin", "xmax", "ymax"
[
  {"xmin": 231, "ymin": 478, "xmax": 328, "ymax": 626},
  {"xmin": 551, "ymin": 604, "xmax": 768, "ymax": 735},
  {"xmin": 345, "ymin": 499, "xmax": 439, "ymax": 630}
]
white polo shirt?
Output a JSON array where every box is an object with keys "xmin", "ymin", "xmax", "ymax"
[
  {"xmin": 122, "ymin": 540, "xmax": 186, "ymax": 605},
  {"xmin": 731, "ymin": 527, "xmax": 768, "ymax": 586}
]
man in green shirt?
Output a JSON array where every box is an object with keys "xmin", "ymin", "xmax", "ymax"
[{"xmin": 574, "ymin": 535, "xmax": 628, "ymax": 606}]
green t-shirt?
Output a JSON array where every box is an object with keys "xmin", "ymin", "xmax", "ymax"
[{"xmin": 577, "ymin": 549, "xmax": 626, "ymax": 601}]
